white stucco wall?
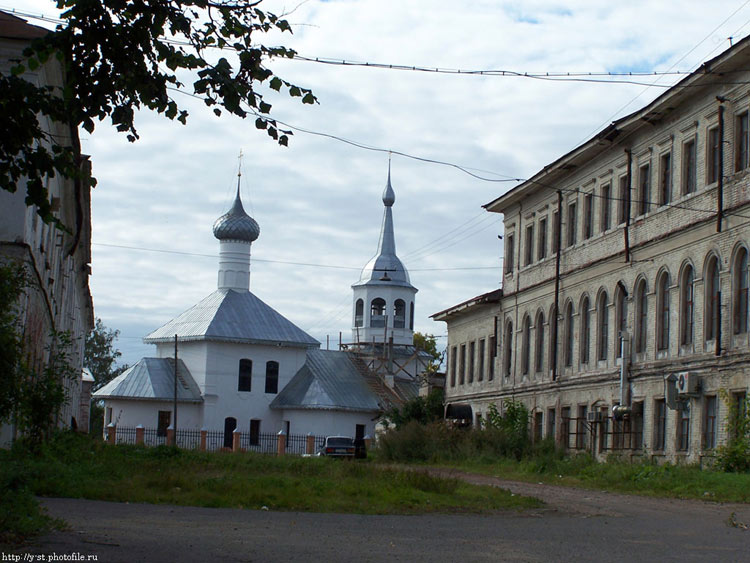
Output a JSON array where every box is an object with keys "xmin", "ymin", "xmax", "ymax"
[
  {"xmin": 280, "ymin": 408, "xmax": 377, "ymax": 438},
  {"xmin": 103, "ymin": 399, "xmax": 203, "ymax": 431}
]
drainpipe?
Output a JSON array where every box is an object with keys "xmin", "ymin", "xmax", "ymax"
[
  {"xmin": 716, "ymin": 290, "xmax": 722, "ymax": 357},
  {"xmin": 513, "ymin": 201, "xmax": 522, "ymax": 390},
  {"xmin": 624, "ymin": 149, "xmax": 632, "ymax": 263},
  {"xmin": 551, "ymin": 190, "xmax": 562, "ymax": 380},
  {"xmin": 717, "ymin": 99, "xmax": 725, "ymax": 233},
  {"xmin": 612, "ymin": 332, "xmax": 631, "ymax": 420}
]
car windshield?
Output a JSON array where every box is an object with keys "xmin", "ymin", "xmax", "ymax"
[{"xmin": 326, "ymin": 437, "xmax": 353, "ymax": 447}]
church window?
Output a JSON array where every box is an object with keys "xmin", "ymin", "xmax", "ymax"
[
  {"xmin": 238, "ymin": 359, "xmax": 252, "ymax": 392},
  {"xmin": 355, "ymin": 299, "xmax": 364, "ymax": 327},
  {"xmin": 635, "ymin": 279, "xmax": 648, "ymax": 354},
  {"xmin": 370, "ymin": 298, "xmax": 386, "ymax": 328},
  {"xmin": 705, "ymin": 256, "xmax": 720, "ymax": 341},
  {"xmin": 680, "ymin": 266, "xmax": 694, "ymax": 346},
  {"xmin": 394, "ymin": 299, "xmax": 406, "ymax": 328},
  {"xmin": 597, "ymin": 291, "xmax": 609, "ymax": 361},
  {"xmin": 535, "ymin": 310, "xmax": 545, "ymax": 373},
  {"xmin": 409, "ymin": 302, "xmax": 415, "ymax": 330},
  {"xmin": 563, "ymin": 302, "xmax": 574, "ymax": 367},
  {"xmin": 503, "ymin": 320, "xmax": 513, "ymax": 378},
  {"xmin": 734, "ymin": 248, "xmax": 749, "ymax": 334},
  {"xmin": 521, "ymin": 315, "xmax": 531, "ymax": 375},
  {"xmin": 657, "ymin": 272, "xmax": 671, "ymax": 351},
  {"xmin": 265, "ymin": 361, "xmax": 279, "ymax": 394},
  {"xmin": 580, "ymin": 297, "xmax": 590, "ymax": 365}
]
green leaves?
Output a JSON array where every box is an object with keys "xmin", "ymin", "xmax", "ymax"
[{"xmin": 3, "ymin": 0, "xmax": 315, "ymax": 223}]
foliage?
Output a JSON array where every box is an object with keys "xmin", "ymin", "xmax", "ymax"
[
  {"xmin": 3, "ymin": 0, "xmax": 316, "ymax": 223},
  {"xmin": 85, "ymin": 317, "xmax": 128, "ymax": 391},
  {"xmin": 0, "ymin": 432, "xmax": 539, "ymax": 525},
  {"xmin": 483, "ymin": 401, "xmax": 530, "ymax": 459},
  {"xmin": 0, "ymin": 262, "xmax": 27, "ymax": 423},
  {"xmin": 383, "ymin": 388, "xmax": 444, "ymax": 429},
  {"xmin": 714, "ymin": 388, "xmax": 750, "ymax": 472},
  {"xmin": 14, "ymin": 332, "xmax": 78, "ymax": 448},
  {"xmin": 413, "ymin": 332, "xmax": 443, "ymax": 375},
  {"xmin": 0, "ymin": 262, "xmax": 78, "ymax": 447}
]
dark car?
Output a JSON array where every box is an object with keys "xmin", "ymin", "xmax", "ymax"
[{"xmin": 318, "ymin": 436, "xmax": 356, "ymax": 458}]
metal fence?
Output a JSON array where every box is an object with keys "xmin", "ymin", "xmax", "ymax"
[
  {"xmin": 561, "ymin": 417, "xmax": 644, "ymax": 452},
  {"xmin": 239, "ymin": 431, "xmax": 278, "ymax": 453},
  {"xmin": 109, "ymin": 426, "xmax": 326, "ymax": 456}
]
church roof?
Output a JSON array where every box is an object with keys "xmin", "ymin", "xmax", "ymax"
[
  {"xmin": 93, "ymin": 358, "xmax": 202, "ymax": 403},
  {"xmin": 353, "ymin": 168, "xmax": 416, "ymax": 291},
  {"xmin": 270, "ymin": 349, "xmax": 384, "ymax": 412},
  {"xmin": 212, "ymin": 187, "xmax": 260, "ymax": 243},
  {"xmin": 144, "ymin": 288, "xmax": 319, "ymax": 347}
]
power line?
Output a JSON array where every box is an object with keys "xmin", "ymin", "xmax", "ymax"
[{"xmin": 91, "ymin": 242, "xmax": 500, "ymax": 271}]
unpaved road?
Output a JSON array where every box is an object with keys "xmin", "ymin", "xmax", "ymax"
[{"xmin": 4, "ymin": 470, "xmax": 750, "ymax": 562}]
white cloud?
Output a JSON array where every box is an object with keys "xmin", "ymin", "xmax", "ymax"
[{"xmin": 7, "ymin": 0, "xmax": 750, "ymax": 364}]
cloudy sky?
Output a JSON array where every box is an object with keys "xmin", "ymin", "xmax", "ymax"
[{"xmin": 7, "ymin": 0, "xmax": 750, "ymax": 367}]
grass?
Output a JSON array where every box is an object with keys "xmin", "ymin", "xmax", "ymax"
[
  {"xmin": 441, "ymin": 451, "xmax": 750, "ymax": 503},
  {"xmin": 376, "ymin": 423, "xmax": 750, "ymax": 504},
  {"xmin": 0, "ymin": 432, "xmax": 539, "ymax": 544}
]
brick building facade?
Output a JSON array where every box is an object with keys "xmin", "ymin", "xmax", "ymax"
[{"xmin": 434, "ymin": 37, "xmax": 750, "ymax": 463}]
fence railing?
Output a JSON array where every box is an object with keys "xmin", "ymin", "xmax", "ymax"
[{"xmin": 107, "ymin": 425, "xmax": 332, "ymax": 456}]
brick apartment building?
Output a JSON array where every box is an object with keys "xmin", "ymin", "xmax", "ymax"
[{"xmin": 434, "ymin": 36, "xmax": 750, "ymax": 463}]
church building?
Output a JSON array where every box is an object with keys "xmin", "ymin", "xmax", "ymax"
[{"xmin": 94, "ymin": 167, "xmax": 421, "ymax": 447}]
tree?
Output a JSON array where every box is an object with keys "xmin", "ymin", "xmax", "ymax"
[
  {"xmin": 0, "ymin": 262, "xmax": 77, "ymax": 446},
  {"xmin": 85, "ymin": 318, "xmax": 128, "ymax": 391},
  {"xmin": 2, "ymin": 0, "xmax": 316, "ymax": 224},
  {"xmin": 413, "ymin": 332, "xmax": 444, "ymax": 376},
  {"xmin": 0, "ymin": 262, "xmax": 27, "ymax": 421}
]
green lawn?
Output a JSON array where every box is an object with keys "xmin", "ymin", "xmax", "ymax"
[{"xmin": 0, "ymin": 432, "xmax": 539, "ymax": 544}]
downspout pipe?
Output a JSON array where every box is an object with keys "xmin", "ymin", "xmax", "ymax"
[
  {"xmin": 551, "ymin": 190, "xmax": 562, "ymax": 380},
  {"xmin": 612, "ymin": 332, "xmax": 631, "ymax": 420},
  {"xmin": 717, "ymin": 99, "xmax": 725, "ymax": 233},
  {"xmin": 624, "ymin": 149, "xmax": 632, "ymax": 263}
]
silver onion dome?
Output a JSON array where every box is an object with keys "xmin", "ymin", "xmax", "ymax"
[{"xmin": 213, "ymin": 190, "xmax": 260, "ymax": 243}]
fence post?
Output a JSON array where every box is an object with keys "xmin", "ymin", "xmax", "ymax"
[
  {"xmin": 200, "ymin": 428, "xmax": 207, "ymax": 452},
  {"xmin": 107, "ymin": 423, "xmax": 116, "ymax": 445},
  {"xmin": 135, "ymin": 424, "xmax": 144, "ymax": 445},
  {"xmin": 277, "ymin": 430, "xmax": 286, "ymax": 456},
  {"xmin": 233, "ymin": 428, "xmax": 242, "ymax": 452},
  {"xmin": 364, "ymin": 434, "xmax": 372, "ymax": 451},
  {"xmin": 306, "ymin": 433, "xmax": 315, "ymax": 455},
  {"xmin": 167, "ymin": 425, "xmax": 175, "ymax": 446}
]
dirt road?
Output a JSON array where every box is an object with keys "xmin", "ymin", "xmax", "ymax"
[{"xmin": 4, "ymin": 470, "xmax": 749, "ymax": 562}]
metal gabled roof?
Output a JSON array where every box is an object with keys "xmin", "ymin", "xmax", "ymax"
[
  {"xmin": 270, "ymin": 349, "xmax": 383, "ymax": 412},
  {"xmin": 93, "ymin": 358, "xmax": 202, "ymax": 403},
  {"xmin": 143, "ymin": 288, "xmax": 319, "ymax": 347}
]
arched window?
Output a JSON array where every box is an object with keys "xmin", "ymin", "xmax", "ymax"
[
  {"xmin": 503, "ymin": 320, "xmax": 513, "ymax": 378},
  {"xmin": 635, "ymin": 280, "xmax": 648, "ymax": 354},
  {"xmin": 265, "ymin": 361, "xmax": 279, "ymax": 394},
  {"xmin": 681, "ymin": 265, "xmax": 695, "ymax": 345},
  {"xmin": 535, "ymin": 310, "xmax": 545, "ymax": 374},
  {"xmin": 370, "ymin": 298, "xmax": 386, "ymax": 328},
  {"xmin": 734, "ymin": 248, "xmax": 748, "ymax": 334},
  {"xmin": 409, "ymin": 302, "xmax": 415, "ymax": 330},
  {"xmin": 238, "ymin": 359, "xmax": 252, "ymax": 392},
  {"xmin": 393, "ymin": 299, "xmax": 406, "ymax": 328},
  {"xmin": 705, "ymin": 256, "xmax": 720, "ymax": 341},
  {"xmin": 580, "ymin": 297, "xmax": 590, "ymax": 365},
  {"xmin": 564, "ymin": 302, "xmax": 574, "ymax": 367},
  {"xmin": 521, "ymin": 315, "xmax": 531, "ymax": 375},
  {"xmin": 615, "ymin": 284, "xmax": 627, "ymax": 358},
  {"xmin": 597, "ymin": 291, "xmax": 609, "ymax": 361},
  {"xmin": 657, "ymin": 272, "xmax": 670, "ymax": 351},
  {"xmin": 354, "ymin": 299, "xmax": 364, "ymax": 327}
]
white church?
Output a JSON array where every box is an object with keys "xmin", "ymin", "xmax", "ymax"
[{"xmin": 94, "ymin": 167, "xmax": 424, "ymax": 447}]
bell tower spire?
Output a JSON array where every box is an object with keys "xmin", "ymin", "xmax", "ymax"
[{"xmin": 351, "ymin": 161, "xmax": 418, "ymax": 345}]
